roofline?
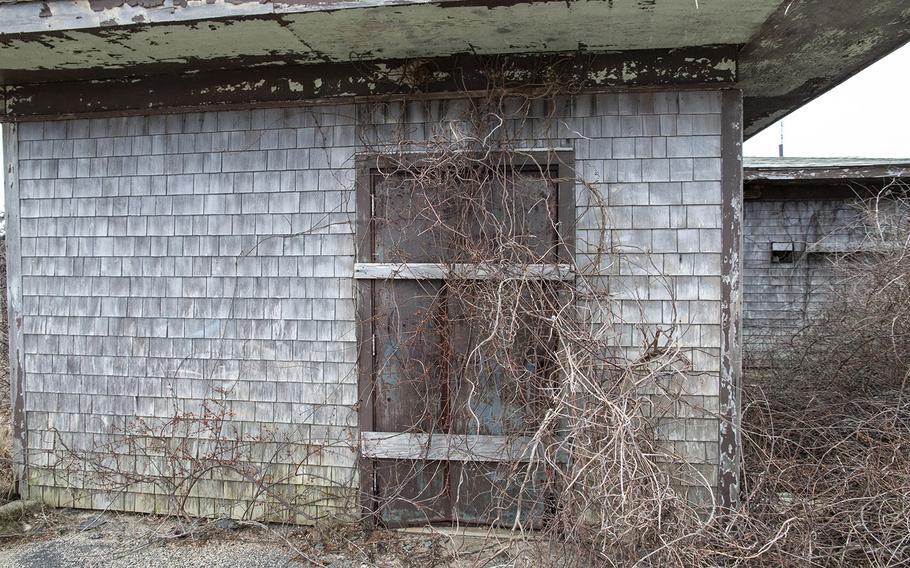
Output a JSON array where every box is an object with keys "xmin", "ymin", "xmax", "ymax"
[
  {"xmin": 744, "ymin": 163, "xmax": 910, "ymax": 182},
  {"xmin": 1, "ymin": 0, "xmax": 908, "ymax": 134},
  {"xmin": 739, "ymin": 2, "xmax": 910, "ymax": 138}
]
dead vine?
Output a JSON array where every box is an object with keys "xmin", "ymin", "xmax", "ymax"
[{"xmin": 357, "ymin": 63, "xmax": 716, "ymax": 567}]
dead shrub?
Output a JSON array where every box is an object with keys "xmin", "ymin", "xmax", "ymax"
[{"xmin": 736, "ymin": 182, "xmax": 910, "ymax": 567}]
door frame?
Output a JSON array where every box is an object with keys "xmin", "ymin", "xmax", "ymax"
[{"xmin": 354, "ymin": 150, "xmax": 576, "ymax": 526}]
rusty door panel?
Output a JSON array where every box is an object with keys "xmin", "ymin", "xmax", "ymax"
[
  {"xmin": 373, "ymin": 279, "xmax": 447, "ymax": 433},
  {"xmin": 373, "ymin": 281, "xmax": 556, "ymax": 438},
  {"xmin": 446, "ymin": 282, "xmax": 559, "ymax": 437},
  {"xmin": 375, "ymin": 459, "xmax": 452, "ymax": 527},
  {"xmin": 372, "ymin": 172, "xmax": 451, "ymax": 263},
  {"xmin": 450, "ymin": 463, "xmax": 549, "ymax": 527},
  {"xmin": 446, "ymin": 285, "xmax": 532, "ymax": 437},
  {"xmin": 370, "ymin": 281, "xmax": 558, "ymax": 527},
  {"xmin": 365, "ymin": 163, "xmax": 563, "ymax": 528},
  {"xmin": 491, "ymin": 168, "xmax": 559, "ymax": 263}
]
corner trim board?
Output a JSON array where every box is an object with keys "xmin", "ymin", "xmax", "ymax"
[
  {"xmin": 2, "ymin": 121, "xmax": 27, "ymax": 497},
  {"xmin": 718, "ymin": 89, "xmax": 744, "ymax": 509}
]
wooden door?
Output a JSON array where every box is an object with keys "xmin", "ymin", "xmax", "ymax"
[{"xmin": 357, "ymin": 157, "xmax": 573, "ymax": 527}]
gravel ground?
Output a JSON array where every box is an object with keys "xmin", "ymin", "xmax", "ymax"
[
  {"xmin": 0, "ymin": 513, "xmax": 309, "ymax": 568},
  {"xmin": 0, "ymin": 507, "xmax": 546, "ymax": 567},
  {"xmin": 3, "ymin": 537, "xmax": 309, "ymax": 568},
  {"xmin": 0, "ymin": 510, "xmax": 453, "ymax": 568}
]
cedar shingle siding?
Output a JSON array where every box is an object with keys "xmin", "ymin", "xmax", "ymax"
[{"xmin": 10, "ymin": 91, "xmax": 734, "ymax": 519}]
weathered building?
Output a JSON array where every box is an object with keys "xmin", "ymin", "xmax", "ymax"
[
  {"xmin": 1, "ymin": 0, "xmax": 908, "ymax": 525},
  {"xmin": 743, "ymin": 158, "xmax": 910, "ymax": 357}
]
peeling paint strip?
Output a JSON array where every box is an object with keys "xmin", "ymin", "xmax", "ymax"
[
  {"xmin": 2, "ymin": 48, "xmax": 737, "ymax": 120},
  {"xmin": 0, "ymin": 0, "xmax": 442, "ymax": 34},
  {"xmin": 1, "ymin": 122, "xmax": 28, "ymax": 497},
  {"xmin": 718, "ymin": 89, "xmax": 743, "ymax": 510},
  {"xmin": 744, "ymin": 164, "xmax": 910, "ymax": 181}
]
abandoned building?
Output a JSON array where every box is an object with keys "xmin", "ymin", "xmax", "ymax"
[
  {"xmin": 1, "ymin": 0, "xmax": 909, "ymax": 526},
  {"xmin": 743, "ymin": 157, "xmax": 910, "ymax": 357}
]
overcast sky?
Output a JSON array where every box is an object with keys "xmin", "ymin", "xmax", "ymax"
[{"xmin": 745, "ymin": 42, "xmax": 910, "ymax": 158}]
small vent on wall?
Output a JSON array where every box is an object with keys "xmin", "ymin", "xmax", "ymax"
[{"xmin": 771, "ymin": 242, "xmax": 795, "ymax": 264}]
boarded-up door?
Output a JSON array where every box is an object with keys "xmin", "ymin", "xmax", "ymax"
[{"xmin": 356, "ymin": 155, "xmax": 574, "ymax": 527}]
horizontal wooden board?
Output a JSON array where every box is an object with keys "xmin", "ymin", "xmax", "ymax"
[
  {"xmin": 353, "ymin": 263, "xmax": 574, "ymax": 281},
  {"xmin": 807, "ymin": 242, "xmax": 902, "ymax": 254},
  {"xmin": 1, "ymin": 48, "xmax": 739, "ymax": 119},
  {"xmin": 361, "ymin": 432, "xmax": 536, "ymax": 462}
]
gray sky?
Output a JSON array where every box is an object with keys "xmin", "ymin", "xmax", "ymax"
[{"xmin": 745, "ymin": 42, "xmax": 910, "ymax": 158}]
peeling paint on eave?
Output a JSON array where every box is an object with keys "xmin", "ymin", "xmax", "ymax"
[
  {"xmin": 0, "ymin": 0, "xmax": 438, "ymax": 34},
  {"xmin": 1, "ymin": 48, "xmax": 738, "ymax": 120},
  {"xmin": 740, "ymin": 0, "xmax": 910, "ymax": 137},
  {"xmin": 0, "ymin": 0, "xmax": 780, "ymax": 74},
  {"xmin": 0, "ymin": 0, "xmax": 784, "ymax": 36},
  {"xmin": 745, "ymin": 166, "xmax": 910, "ymax": 181}
]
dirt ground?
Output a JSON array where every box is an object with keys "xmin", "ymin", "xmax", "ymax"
[{"xmin": 0, "ymin": 508, "xmax": 475, "ymax": 568}]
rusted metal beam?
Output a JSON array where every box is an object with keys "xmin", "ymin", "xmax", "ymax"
[{"xmin": 0, "ymin": 47, "xmax": 738, "ymax": 121}]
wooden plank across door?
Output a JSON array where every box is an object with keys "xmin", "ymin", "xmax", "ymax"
[
  {"xmin": 354, "ymin": 263, "xmax": 574, "ymax": 281},
  {"xmin": 361, "ymin": 432, "xmax": 536, "ymax": 462}
]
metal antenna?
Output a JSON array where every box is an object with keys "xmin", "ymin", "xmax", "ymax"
[{"xmin": 778, "ymin": 121, "xmax": 785, "ymax": 157}]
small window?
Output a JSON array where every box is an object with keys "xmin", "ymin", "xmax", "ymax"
[{"xmin": 771, "ymin": 241, "xmax": 794, "ymax": 264}]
